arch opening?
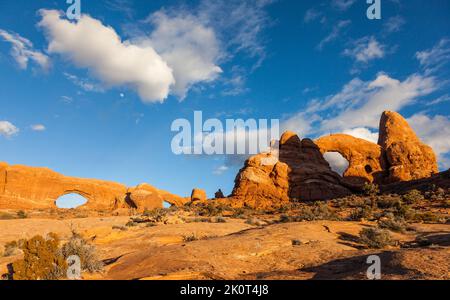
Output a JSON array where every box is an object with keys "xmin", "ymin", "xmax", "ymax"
[
  {"xmin": 55, "ymin": 193, "xmax": 88, "ymax": 209},
  {"xmin": 323, "ymin": 152, "xmax": 349, "ymax": 176},
  {"xmin": 163, "ymin": 201, "xmax": 172, "ymax": 209}
]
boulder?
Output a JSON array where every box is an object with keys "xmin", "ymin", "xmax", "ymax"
[
  {"xmin": 191, "ymin": 189, "xmax": 208, "ymax": 202},
  {"xmin": 378, "ymin": 111, "xmax": 439, "ymax": 182}
]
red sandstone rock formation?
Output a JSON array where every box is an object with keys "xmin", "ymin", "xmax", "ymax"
[
  {"xmin": 315, "ymin": 134, "xmax": 387, "ymax": 185},
  {"xmin": 231, "ymin": 131, "xmax": 352, "ymax": 208},
  {"xmin": 315, "ymin": 111, "xmax": 439, "ymax": 185},
  {"xmin": 378, "ymin": 111, "xmax": 439, "ymax": 182},
  {"xmin": 0, "ymin": 162, "xmax": 186, "ymax": 212},
  {"xmin": 231, "ymin": 111, "xmax": 440, "ymax": 208},
  {"xmin": 190, "ymin": 188, "xmax": 208, "ymax": 202}
]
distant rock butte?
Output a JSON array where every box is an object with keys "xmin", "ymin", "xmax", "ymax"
[
  {"xmin": 230, "ymin": 111, "xmax": 439, "ymax": 208},
  {"xmin": 0, "ymin": 162, "xmax": 187, "ymax": 212}
]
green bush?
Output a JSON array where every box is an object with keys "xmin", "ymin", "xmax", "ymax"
[
  {"xmin": 16, "ymin": 210, "xmax": 27, "ymax": 219},
  {"xmin": 402, "ymin": 190, "xmax": 424, "ymax": 205},
  {"xmin": 363, "ymin": 183, "xmax": 380, "ymax": 196}
]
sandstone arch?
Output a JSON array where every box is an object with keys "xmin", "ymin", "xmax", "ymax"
[
  {"xmin": 315, "ymin": 134, "xmax": 387, "ymax": 185},
  {"xmin": 0, "ymin": 163, "xmax": 187, "ymax": 212}
]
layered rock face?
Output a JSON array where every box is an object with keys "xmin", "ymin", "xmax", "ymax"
[
  {"xmin": 231, "ymin": 131, "xmax": 352, "ymax": 208},
  {"xmin": 378, "ymin": 111, "xmax": 438, "ymax": 182},
  {"xmin": 315, "ymin": 134, "xmax": 387, "ymax": 185},
  {"xmin": 0, "ymin": 163, "xmax": 186, "ymax": 212}
]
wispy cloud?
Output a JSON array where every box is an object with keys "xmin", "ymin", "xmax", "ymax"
[
  {"xmin": 63, "ymin": 72, "xmax": 104, "ymax": 93},
  {"xmin": 332, "ymin": 0, "xmax": 357, "ymax": 11},
  {"xmin": 31, "ymin": 124, "xmax": 46, "ymax": 131},
  {"xmin": 213, "ymin": 165, "xmax": 229, "ymax": 175},
  {"xmin": 0, "ymin": 29, "xmax": 50, "ymax": 71},
  {"xmin": 416, "ymin": 38, "xmax": 450, "ymax": 75},
  {"xmin": 383, "ymin": 16, "xmax": 406, "ymax": 34},
  {"xmin": 304, "ymin": 8, "xmax": 322, "ymax": 23},
  {"xmin": 317, "ymin": 20, "xmax": 351, "ymax": 50}
]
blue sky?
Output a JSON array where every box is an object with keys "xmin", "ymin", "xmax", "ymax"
[{"xmin": 0, "ymin": 0, "xmax": 449, "ymax": 199}]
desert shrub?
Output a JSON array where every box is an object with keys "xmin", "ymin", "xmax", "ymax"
[
  {"xmin": 402, "ymin": 190, "xmax": 424, "ymax": 205},
  {"xmin": 211, "ymin": 216, "xmax": 227, "ymax": 223},
  {"xmin": 376, "ymin": 195, "xmax": 402, "ymax": 209},
  {"xmin": 125, "ymin": 221, "xmax": 139, "ymax": 227},
  {"xmin": 348, "ymin": 206, "xmax": 374, "ymax": 221},
  {"xmin": 112, "ymin": 225, "xmax": 128, "ymax": 231},
  {"xmin": 16, "ymin": 210, "xmax": 27, "ymax": 219},
  {"xmin": 245, "ymin": 218, "xmax": 266, "ymax": 226},
  {"xmin": 393, "ymin": 204, "xmax": 416, "ymax": 221},
  {"xmin": 412, "ymin": 211, "xmax": 443, "ymax": 223},
  {"xmin": 11, "ymin": 233, "xmax": 66, "ymax": 280},
  {"xmin": 363, "ymin": 183, "xmax": 380, "ymax": 196},
  {"xmin": 359, "ymin": 228, "xmax": 394, "ymax": 249},
  {"xmin": 0, "ymin": 212, "xmax": 16, "ymax": 220},
  {"xmin": 182, "ymin": 233, "xmax": 199, "ymax": 242},
  {"xmin": 10, "ymin": 232, "xmax": 103, "ymax": 280},
  {"xmin": 278, "ymin": 203, "xmax": 339, "ymax": 223},
  {"xmin": 378, "ymin": 213, "xmax": 407, "ymax": 233},
  {"xmin": 59, "ymin": 232, "xmax": 103, "ymax": 273},
  {"xmin": 3, "ymin": 240, "xmax": 24, "ymax": 257},
  {"xmin": 143, "ymin": 208, "xmax": 169, "ymax": 221}
]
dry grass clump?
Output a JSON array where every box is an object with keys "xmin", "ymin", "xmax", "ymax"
[
  {"xmin": 377, "ymin": 213, "xmax": 407, "ymax": 233},
  {"xmin": 359, "ymin": 228, "xmax": 395, "ymax": 249},
  {"xmin": 59, "ymin": 232, "xmax": 103, "ymax": 273}
]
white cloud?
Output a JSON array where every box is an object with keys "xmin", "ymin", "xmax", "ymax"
[
  {"xmin": 213, "ymin": 165, "xmax": 229, "ymax": 175},
  {"xmin": 343, "ymin": 127, "xmax": 379, "ymax": 143},
  {"xmin": 142, "ymin": 11, "xmax": 223, "ymax": 99},
  {"xmin": 384, "ymin": 16, "xmax": 406, "ymax": 34},
  {"xmin": 332, "ymin": 0, "xmax": 357, "ymax": 11},
  {"xmin": 0, "ymin": 121, "xmax": 19, "ymax": 138},
  {"xmin": 323, "ymin": 152, "xmax": 349, "ymax": 176},
  {"xmin": 281, "ymin": 73, "xmax": 437, "ymax": 144},
  {"xmin": 60, "ymin": 95, "xmax": 73, "ymax": 104},
  {"xmin": 317, "ymin": 20, "xmax": 351, "ymax": 50},
  {"xmin": 39, "ymin": 9, "xmax": 175, "ymax": 103},
  {"xmin": 319, "ymin": 73, "xmax": 437, "ymax": 131},
  {"xmin": 416, "ymin": 38, "xmax": 450, "ymax": 75},
  {"xmin": 0, "ymin": 29, "xmax": 50, "ymax": 70},
  {"xmin": 31, "ymin": 124, "xmax": 46, "ymax": 131},
  {"xmin": 408, "ymin": 113, "xmax": 450, "ymax": 169},
  {"xmin": 343, "ymin": 36, "xmax": 385, "ymax": 63}
]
